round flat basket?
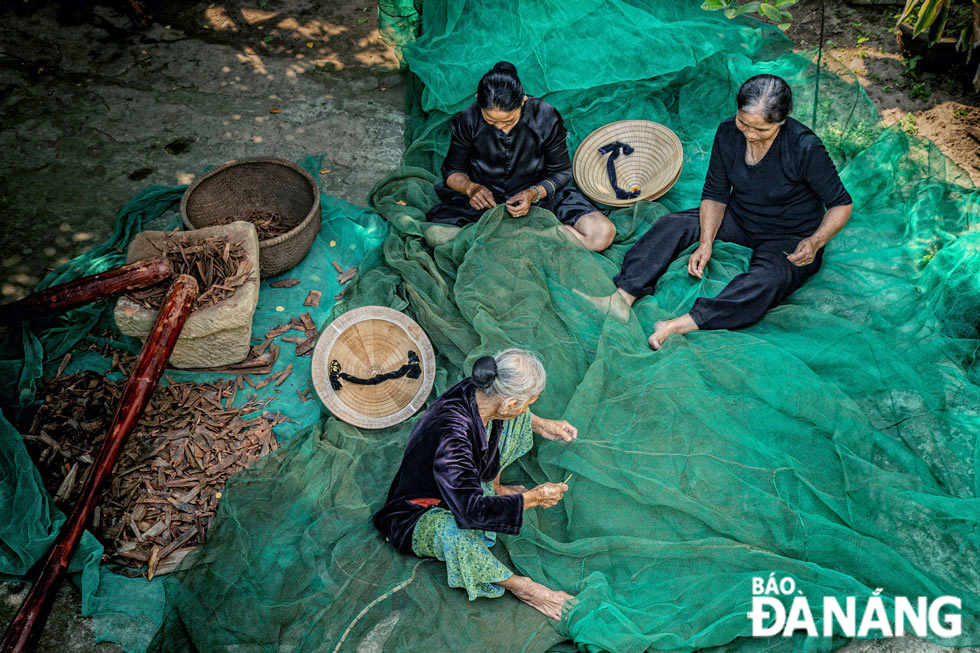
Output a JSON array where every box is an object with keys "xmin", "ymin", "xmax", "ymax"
[
  {"xmin": 311, "ymin": 306, "xmax": 436, "ymax": 430},
  {"xmin": 572, "ymin": 120, "xmax": 684, "ymax": 207}
]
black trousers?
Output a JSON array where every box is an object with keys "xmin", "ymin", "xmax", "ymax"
[
  {"xmin": 613, "ymin": 208, "xmax": 823, "ymax": 330},
  {"xmin": 426, "ymin": 183, "xmax": 602, "ymax": 227}
]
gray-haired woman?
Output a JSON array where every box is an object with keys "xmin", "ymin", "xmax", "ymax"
[
  {"xmin": 613, "ymin": 74, "xmax": 853, "ymax": 349},
  {"xmin": 373, "ymin": 349, "xmax": 577, "ymax": 619}
]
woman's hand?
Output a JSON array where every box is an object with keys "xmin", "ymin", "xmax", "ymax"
[
  {"xmin": 505, "ymin": 188, "xmax": 537, "ymax": 218},
  {"xmin": 786, "ymin": 237, "xmax": 820, "ymax": 266},
  {"xmin": 688, "ymin": 244, "xmax": 712, "ymax": 279},
  {"xmin": 523, "ymin": 482, "xmax": 568, "ymax": 509},
  {"xmin": 467, "ymin": 183, "xmax": 497, "ymax": 210},
  {"xmin": 534, "ymin": 418, "xmax": 578, "ymax": 442}
]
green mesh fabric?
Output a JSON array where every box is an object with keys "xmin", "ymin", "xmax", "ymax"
[
  {"xmin": 378, "ymin": 0, "xmax": 421, "ymax": 54},
  {"xmin": 3, "ymin": 0, "xmax": 980, "ymax": 651}
]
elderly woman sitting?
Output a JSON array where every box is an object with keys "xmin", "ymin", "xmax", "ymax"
[
  {"xmin": 613, "ymin": 74, "xmax": 853, "ymax": 349},
  {"xmin": 373, "ymin": 348, "xmax": 576, "ymax": 619}
]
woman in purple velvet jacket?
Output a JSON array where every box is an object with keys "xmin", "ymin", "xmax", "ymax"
[{"xmin": 373, "ymin": 348, "xmax": 578, "ymax": 620}]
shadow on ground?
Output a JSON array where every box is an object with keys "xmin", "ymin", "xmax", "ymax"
[{"xmin": 0, "ymin": 0, "xmax": 405, "ymax": 301}]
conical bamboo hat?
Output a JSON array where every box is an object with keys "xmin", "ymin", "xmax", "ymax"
[
  {"xmin": 572, "ymin": 120, "xmax": 684, "ymax": 207},
  {"xmin": 311, "ymin": 306, "xmax": 436, "ymax": 429}
]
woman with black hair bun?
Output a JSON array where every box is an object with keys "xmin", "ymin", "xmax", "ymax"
[
  {"xmin": 374, "ymin": 348, "xmax": 579, "ymax": 619},
  {"xmin": 426, "ymin": 61, "xmax": 617, "ymax": 252},
  {"xmin": 611, "ymin": 74, "xmax": 853, "ymax": 350}
]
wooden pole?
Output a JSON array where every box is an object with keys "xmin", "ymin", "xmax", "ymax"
[
  {"xmin": 0, "ymin": 274, "xmax": 199, "ymax": 653},
  {"xmin": 0, "ymin": 257, "xmax": 171, "ymax": 324}
]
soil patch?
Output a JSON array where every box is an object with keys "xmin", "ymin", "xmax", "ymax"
[{"xmin": 788, "ymin": 0, "xmax": 980, "ymax": 182}]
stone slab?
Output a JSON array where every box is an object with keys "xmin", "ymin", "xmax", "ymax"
[{"xmin": 113, "ymin": 221, "xmax": 260, "ymax": 368}]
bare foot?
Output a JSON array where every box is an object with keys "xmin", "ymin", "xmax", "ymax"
[
  {"xmin": 572, "ymin": 288, "xmax": 630, "ymax": 322},
  {"xmin": 423, "ymin": 223, "xmax": 461, "ymax": 247},
  {"xmin": 616, "ymin": 287, "xmax": 636, "ymax": 307},
  {"xmin": 648, "ymin": 313, "xmax": 699, "ymax": 350},
  {"xmin": 498, "ymin": 575, "xmax": 574, "ymax": 621}
]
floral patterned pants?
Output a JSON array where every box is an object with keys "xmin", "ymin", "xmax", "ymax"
[{"xmin": 410, "ymin": 411, "xmax": 533, "ymax": 599}]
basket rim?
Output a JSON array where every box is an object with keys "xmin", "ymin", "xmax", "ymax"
[
  {"xmin": 572, "ymin": 120, "xmax": 684, "ymax": 207},
  {"xmin": 179, "ymin": 156, "xmax": 320, "ymax": 249}
]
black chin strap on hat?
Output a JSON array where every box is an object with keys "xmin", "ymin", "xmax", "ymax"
[
  {"xmin": 329, "ymin": 350, "xmax": 422, "ymax": 391},
  {"xmin": 598, "ymin": 141, "xmax": 641, "ymax": 200}
]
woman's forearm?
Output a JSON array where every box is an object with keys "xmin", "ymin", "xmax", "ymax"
[
  {"xmin": 521, "ymin": 488, "xmax": 539, "ymax": 509},
  {"xmin": 698, "ymin": 199, "xmax": 727, "ymax": 246},
  {"xmin": 446, "ymin": 172, "xmax": 476, "ymax": 196},
  {"xmin": 492, "ymin": 471, "xmax": 504, "ymax": 495},
  {"xmin": 809, "ymin": 204, "xmax": 852, "ymax": 249},
  {"xmin": 537, "ymin": 171, "xmax": 569, "ymax": 199},
  {"xmin": 529, "ymin": 412, "xmax": 543, "ymax": 432}
]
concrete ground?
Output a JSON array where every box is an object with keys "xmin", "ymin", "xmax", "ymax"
[
  {"xmin": 1, "ymin": 0, "xmax": 405, "ymax": 650},
  {"xmin": 0, "ymin": 0, "xmax": 404, "ymax": 302},
  {"xmin": 0, "ymin": 2, "xmax": 976, "ymax": 652}
]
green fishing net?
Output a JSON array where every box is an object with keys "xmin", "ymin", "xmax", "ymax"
[{"xmin": 3, "ymin": 0, "xmax": 980, "ymax": 651}]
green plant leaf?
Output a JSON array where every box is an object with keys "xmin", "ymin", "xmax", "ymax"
[
  {"xmin": 956, "ymin": 26, "xmax": 967, "ymax": 50},
  {"xmin": 897, "ymin": 0, "xmax": 920, "ymax": 26},
  {"xmin": 700, "ymin": 0, "xmax": 727, "ymax": 10},
  {"xmin": 263, "ymin": 34, "xmax": 274, "ymax": 42},
  {"xmin": 777, "ymin": 22, "xmax": 791, "ymax": 30},
  {"xmin": 926, "ymin": 2, "xmax": 950, "ymax": 43},
  {"xmin": 740, "ymin": 1, "xmax": 763, "ymax": 13},
  {"xmin": 911, "ymin": 0, "xmax": 946, "ymax": 39},
  {"xmin": 774, "ymin": 0, "xmax": 797, "ymax": 6},
  {"xmin": 857, "ymin": 35, "xmax": 869, "ymax": 44},
  {"xmin": 724, "ymin": 7, "xmax": 737, "ymax": 18},
  {"xmin": 778, "ymin": 8, "xmax": 792, "ymax": 21},
  {"xmin": 759, "ymin": 3, "xmax": 782, "ymax": 22}
]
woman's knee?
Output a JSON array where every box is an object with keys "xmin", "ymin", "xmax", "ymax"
[
  {"xmin": 655, "ymin": 211, "xmax": 700, "ymax": 238},
  {"xmin": 756, "ymin": 252, "xmax": 814, "ymax": 296},
  {"xmin": 592, "ymin": 216, "xmax": 617, "ymax": 249},
  {"xmin": 575, "ymin": 212, "xmax": 616, "ymax": 251}
]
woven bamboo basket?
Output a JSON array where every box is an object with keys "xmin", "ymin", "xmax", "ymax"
[
  {"xmin": 572, "ymin": 120, "xmax": 683, "ymax": 207},
  {"xmin": 311, "ymin": 306, "xmax": 436, "ymax": 430},
  {"xmin": 180, "ymin": 157, "xmax": 320, "ymax": 278}
]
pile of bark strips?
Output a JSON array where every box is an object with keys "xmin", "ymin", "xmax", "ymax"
[
  {"xmin": 19, "ymin": 305, "xmax": 321, "ymax": 579},
  {"xmin": 21, "ymin": 348, "xmax": 283, "ymax": 579},
  {"xmin": 124, "ymin": 233, "xmax": 252, "ymax": 311},
  {"xmin": 213, "ymin": 211, "xmax": 296, "ymax": 240}
]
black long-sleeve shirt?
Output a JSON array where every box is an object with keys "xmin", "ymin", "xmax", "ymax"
[
  {"xmin": 701, "ymin": 117, "xmax": 852, "ymax": 238},
  {"xmin": 373, "ymin": 379, "xmax": 524, "ymax": 554},
  {"xmin": 441, "ymin": 98, "xmax": 573, "ymax": 201}
]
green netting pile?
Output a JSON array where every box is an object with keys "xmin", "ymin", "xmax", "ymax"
[{"xmin": 3, "ymin": 0, "xmax": 980, "ymax": 651}]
